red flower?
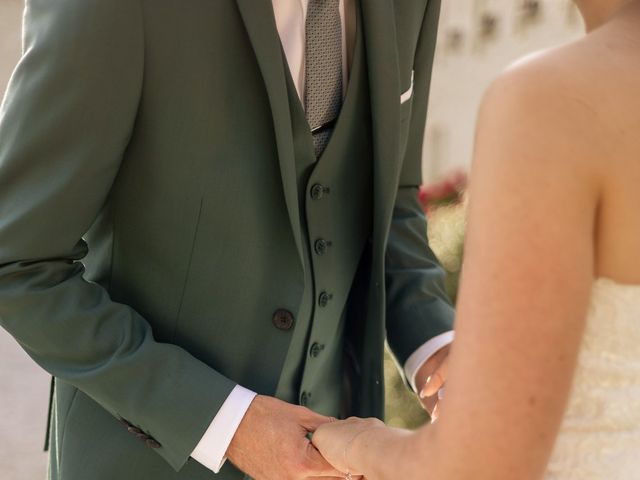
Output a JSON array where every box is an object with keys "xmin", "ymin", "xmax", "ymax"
[{"xmin": 419, "ymin": 170, "xmax": 467, "ymax": 215}]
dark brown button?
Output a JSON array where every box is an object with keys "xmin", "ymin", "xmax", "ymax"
[
  {"xmin": 318, "ymin": 292, "xmax": 332, "ymax": 308},
  {"xmin": 127, "ymin": 426, "xmax": 143, "ymax": 436},
  {"xmin": 146, "ymin": 438, "xmax": 162, "ymax": 449},
  {"xmin": 314, "ymin": 239, "xmax": 331, "ymax": 256},
  {"xmin": 310, "ymin": 184, "xmax": 327, "ymax": 200},
  {"xmin": 272, "ymin": 309, "xmax": 295, "ymax": 331},
  {"xmin": 310, "ymin": 342, "xmax": 325, "ymax": 358}
]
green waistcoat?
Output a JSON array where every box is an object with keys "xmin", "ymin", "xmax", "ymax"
[{"xmin": 275, "ymin": 5, "xmax": 373, "ymax": 417}]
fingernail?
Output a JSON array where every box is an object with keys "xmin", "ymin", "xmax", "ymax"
[{"xmin": 420, "ymin": 376, "xmax": 432, "ymax": 398}]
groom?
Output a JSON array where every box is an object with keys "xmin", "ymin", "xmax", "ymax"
[{"xmin": 0, "ymin": 0, "xmax": 454, "ymax": 479}]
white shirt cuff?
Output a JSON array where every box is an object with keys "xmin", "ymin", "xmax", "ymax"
[
  {"xmin": 191, "ymin": 385, "xmax": 257, "ymax": 473},
  {"xmin": 404, "ymin": 331, "xmax": 455, "ymax": 393}
]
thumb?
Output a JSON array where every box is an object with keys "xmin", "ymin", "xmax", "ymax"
[{"xmin": 420, "ymin": 357, "xmax": 449, "ymax": 398}]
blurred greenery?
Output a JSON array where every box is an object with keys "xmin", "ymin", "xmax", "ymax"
[{"xmin": 384, "ymin": 201, "xmax": 467, "ymax": 428}]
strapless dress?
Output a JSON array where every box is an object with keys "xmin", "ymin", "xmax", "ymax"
[{"xmin": 545, "ymin": 278, "xmax": 640, "ymax": 479}]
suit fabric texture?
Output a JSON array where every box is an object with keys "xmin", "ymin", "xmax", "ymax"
[{"xmin": 0, "ymin": 0, "xmax": 453, "ymax": 478}]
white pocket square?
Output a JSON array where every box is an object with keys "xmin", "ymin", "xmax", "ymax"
[{"xmin": 400, "ymin": 70, "xmax": 414, "ymax": 104}]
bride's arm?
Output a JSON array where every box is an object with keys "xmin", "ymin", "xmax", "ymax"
[{"xmin": 343, "ymin": 60, "xmax": 606, "ymax": 480}]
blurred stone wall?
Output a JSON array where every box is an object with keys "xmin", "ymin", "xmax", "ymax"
[
  {"xmin": 0, "ymin": 0, "xmax": 22, "ymax": 95},
  {"xmin": 423, "ymin": 0, "xmax": 583, "ymax": 180}
]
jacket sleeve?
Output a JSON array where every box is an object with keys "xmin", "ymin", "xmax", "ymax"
[
  {"xmin": 385, "ymin": 0, "xmax": 456, "ymax": 369},
  {"xmin": 0, "ymin": 0, "xmax": 236, "ymax": 471}
]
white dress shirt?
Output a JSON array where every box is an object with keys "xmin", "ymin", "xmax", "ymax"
[{"xmin": 191, "ymin": 0, "xmax": 454, "ymax": 473}]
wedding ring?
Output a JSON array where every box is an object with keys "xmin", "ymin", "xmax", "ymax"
[{"xmin": 345, "ymin": 473, "xmax": 353, "ymax": 480}]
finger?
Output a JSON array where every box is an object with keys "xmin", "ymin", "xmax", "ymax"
[
  {"xmin": 420, "ymin": 357, "xmax": 449, "ymax": 398},
  {"xmin": 308, "ymin": 475, "xmax": 364, "ymax": 479},
  {"xmin": 305, "ymin": 442, "xmax": 345, "ymax": 477},
  {"xmin": 308, "ymin": 477, "xmax": 365, "ymax": 480},
  {"xmin": 300, "ymin": 409, "xmax": 334, "ymax": 432},
  {"xmin": 307, "ymin": 476, "xmax": 353, "ymax": 479},
  {"xmin": 420, "ymin": 371, "xmax": 444, "ymax": 399},
  {"xmin": 430, "ymin": 400, "xmax": 441, "ymax": 423},
  {"xmin": 420, "ymin": 393, "xmax": 438, "ymax": 417}
]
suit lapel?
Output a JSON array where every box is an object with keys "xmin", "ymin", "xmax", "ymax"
[
  {"xmin": 361, "ymin": 0, "xmax": 403, "ymax": 251},
  {"xmin": 236, "ymin": 0, "xmax": 402, "ymax": 266},
  {"xmin": 236, "ymin": 0, "xmax": 304, "ymax": 267}
]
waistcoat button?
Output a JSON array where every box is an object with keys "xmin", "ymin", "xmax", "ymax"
[
  {"xmin": 310, "ymin": 184, "xmax": 327, "ymax": 200},
  {"xmin": 310, "ymin": 342, "xmax": 325, "ymax": 358},
  {"xmin": 314, "ymin": 238, "xmax": 330, "ymax": 256},
  {"xmin": 318, "ymin": 292, "xmax": 332, "ymax": 308},
  {"xmin": 300, "ymin": 391, "xmax": 310, "ymax": 406},
  {"xmin": 272, "ymin": 309, "xmax": 295, "ymax": 331}
]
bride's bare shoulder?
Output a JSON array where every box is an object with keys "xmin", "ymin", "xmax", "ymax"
[{"xmin": 476, "ymin": 15, "xmax": 639, "ymax": 172}]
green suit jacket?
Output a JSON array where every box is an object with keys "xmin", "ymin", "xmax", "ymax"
[{"xmin": 0, "ymin": 0, "xmax": 453, "ymax": 478}]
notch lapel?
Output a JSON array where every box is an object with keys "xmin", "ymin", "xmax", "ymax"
[
  {"xmin": 361, "ymin": 0, "xmax": 403, "ymax": 253},
  {"xmin": 236, "ymin": 0, "xmax": 304, "ymax": 267}
]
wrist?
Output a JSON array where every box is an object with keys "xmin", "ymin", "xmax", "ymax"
[
  {"xmin": 226, "ymin": 395, "xmax": 263, "ymax": 462},
  {"xmin": 344, "ymin": 424, "xmax": 386, "ymax": 476}
]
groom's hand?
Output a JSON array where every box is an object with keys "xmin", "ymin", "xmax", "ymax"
[
  {"xmin": 415, "ymin": 344, "xmax": 450, "ymax": 420},
  {"xmin": 226, "ymin": 395, "xmax": 344, "ymax": 480}
]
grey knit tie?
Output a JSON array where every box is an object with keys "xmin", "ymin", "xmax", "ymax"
[{"xmin": 305, "ymin": 0, "xmax": 343, "ymax": 158}]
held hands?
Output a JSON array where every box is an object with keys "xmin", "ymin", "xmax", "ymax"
[
  {"xmin": 415, "ymin": 344, "xmax": 450, "ymax": 421},
  {"xmin": 312, "ymin": 417, "xmax": 385, "ymax": 478},
  {"xmin": 226, "ymin": 395, "xmax": 345, "ymax": 480},
  {"xmin": 311, "ymin": 344, "xmax": 452, "ymax": 477},
  {"xmin": 225, "ymin": 344, "xmax": 450, "ymax": 479}
]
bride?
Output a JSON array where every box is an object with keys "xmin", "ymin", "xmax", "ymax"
[{"xmin": 311, "ymin": 0, "xmax": 640, "ymax": 478}]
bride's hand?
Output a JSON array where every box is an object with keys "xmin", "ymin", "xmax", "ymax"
[{"xmin": 311, "ymin": 417, "xmax": 385, "ymax": 476}]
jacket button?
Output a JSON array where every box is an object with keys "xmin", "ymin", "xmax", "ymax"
[
  {"xmin": 310, "ymin": 342, "xmax": 325, "ymax": 358},
  {"xmin": 127, "ymin": 426, "xmax": 144, "ymax": 436},
  {"xmin": 314, "ymin": 239, "xmax": 331, "ymax": 256},
  {"xmin": 318, "ymin": 292, "xmax": 332, "ymax": 308},
  {"xmin": 272, "ymin": 309, "xmax": 295, "ymax": 331},
  {"xmin": 300, "ymin": 391, "xmax": 311, "ymax": 406},
  {"xmin": 146, "ymin": 438, "xmax": 162, "ymax": 449},
  {"xmin": 310, "ymin": 184, "xmax": 328, "ymax": 200}
]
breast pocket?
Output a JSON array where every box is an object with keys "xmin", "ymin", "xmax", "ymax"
[
  {"xmin": 400, "ymin": 70, "xmax": 414, "ymax": 105},
  {"xmin": 399, "ymin": 70, "xmax": 415, "ymax": 151},
  {"xmin": 400, "ymin": 69, "xmax": 414, "ymax": 122}
]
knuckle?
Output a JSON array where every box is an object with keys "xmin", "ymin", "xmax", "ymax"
[
  {"xmin": 300, "ymin": 459, "xmax": 315, "ymax": 472},
  {"xmin": 284, "ymin": 458, "xmax": 304, "ymax": 475},
  {"xmin": 294, "ymin": 459, "xmax": 315, "ymax": 475},
  {"xmin": 295, "ymin": 405, "xmax": 311, "ymax": 416}
]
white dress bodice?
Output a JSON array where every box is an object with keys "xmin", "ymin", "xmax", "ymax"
[{"xmin": 545, "ymin": 278, "xmax": 640, "ymax": 479}]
